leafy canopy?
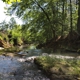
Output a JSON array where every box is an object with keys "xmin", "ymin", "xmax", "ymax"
[{"xmin": 2, "ymin": 0, "xmax": 20, "ymax": 4}]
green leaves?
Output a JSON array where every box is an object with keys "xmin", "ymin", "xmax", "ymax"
[
  {"xmin": 2, "ymin": 0, "xmax": 79, "ymax": 44},
  {"xmin": 2, "ymin": 0, "xmax": 21, "ymax": 4}
]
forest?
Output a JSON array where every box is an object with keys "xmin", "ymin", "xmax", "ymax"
[
  {"xmin": 0, "ymin": 0, "xmax": 80, "ymax": 52},
  {"xmin": 0, "ymin": 0, "xmax": 80, "ymax": 80}
]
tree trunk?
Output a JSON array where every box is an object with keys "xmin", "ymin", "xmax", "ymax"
[
  {"xmin": 62, "ymin": 0, "xmax": 65, "ymax": 36},
  {"xmin": 70, "ymin": 0, "xmax": 73, "ymax": 33},
  {"xmin": 77, "ymin": 0, "xmax": 80, "ymax": 34}
]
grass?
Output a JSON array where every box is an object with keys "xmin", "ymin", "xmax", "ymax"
[{"xmin": 34, "ymin": 56, "xmax": 80, "ymax": 76}]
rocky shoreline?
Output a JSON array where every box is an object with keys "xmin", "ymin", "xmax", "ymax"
[{"xmin": 34, "ymin": 56, "xmax": 80, "ymax": 80}]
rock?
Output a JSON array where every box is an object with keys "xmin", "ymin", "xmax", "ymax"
[
  {"xmin": 77, "ymin": 77, "xmax": 80, "ymax": 80},
  {"xmin": 50, "ymin": 74, "xmax": 77, "ymax": 80},
  {"xmin": 50, "ymin": 67, "xmax": 60, "ymax": 74},
  {"xmin": 42, "ymin": 53, "xmax": 48, "ymax": 56},
  {"xmin": 0, "ymin": 47, "xmax": 4, "ymax": 50}
]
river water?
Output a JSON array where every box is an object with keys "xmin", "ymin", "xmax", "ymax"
[{"xmin": 0, "ymin": 49, "xmax": 50, "ymax": 80}]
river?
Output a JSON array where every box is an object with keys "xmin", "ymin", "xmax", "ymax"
[
  {"xmin": 0, "ymin": 45, "xmax": 80, "ymax": 80},
  {"xmin": 0, "ymin": 48, "xmax": 51, "ymax": 80}
]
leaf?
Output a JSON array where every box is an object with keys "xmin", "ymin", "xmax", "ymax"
[{"xmin": 2, "ymin": 0, "xmax": 21, "ymax": 4}]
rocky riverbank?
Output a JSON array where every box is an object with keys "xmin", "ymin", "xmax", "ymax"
[
  {"xmin": 1, "ymin": 46, "xmax": 80, "ymax": 80},
  {"xmin": 34, "ymin": 56, "xmax": 80, "ymax": 80},
  {"xmin": 0, "ymin": 51, "xmax": 50, "ymax": 80}
]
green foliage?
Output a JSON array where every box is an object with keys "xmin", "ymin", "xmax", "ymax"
[
  {"xmin": 0, "ymin": 46, "xmax": 21, "ymax": 54},
  {"xmin": 1, "ymin": 0, "xmax": 79, "ymax": 45},
  {"xmin": 0, "ymin": 35, "xmax": 3, "ymax": 40},
  {"xmin": 2, "ymin": 0, "xmax": 20, "ymax": 4},
  {"xmin": 5, "ymin": 18, "xmax": 23, "ymax": 45},
  {"xmin": 12, "ymin": 25, "xmax": 22, "ymax": 38},
  {"xmin": 9, "ymin": 25, "xmax": 22, "ymax": 45}
]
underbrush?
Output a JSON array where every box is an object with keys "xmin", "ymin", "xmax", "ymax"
[{"xmin": 0, "ymin": 46, "xmax": 22, "ymax": 55}]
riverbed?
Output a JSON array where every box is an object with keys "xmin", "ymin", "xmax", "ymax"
[{"xmin": 0, "ymin": 49, "xmax": 50, "ymax": 80}]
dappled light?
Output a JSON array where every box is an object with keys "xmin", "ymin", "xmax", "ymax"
[{"xmin": 0, "ymin": 0, "xmax": 80, "ymax": 80}]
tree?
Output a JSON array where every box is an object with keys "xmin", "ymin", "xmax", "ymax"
[
  {"xmin": 2, "ymin": 0, "xmax": 79, "ymax": 44},
  {"xmin": 8, "ymin": 17, "xmax": 17, "ymax": 30},
  {"xmin": 77, "ymin": 0, "xmax": 80, "ymax": 35},
  {"xmin": 0, "ymin": 20, "xmax": 8, "ymax": 31},
  {"xmin": 70, "ymin": 0, "xmax": 73, "ymax": 33}
]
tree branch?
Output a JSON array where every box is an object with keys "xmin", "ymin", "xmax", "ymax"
[{"xmin": 35, "ymin": 1, "xmax": 51, "ymax": 24}]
